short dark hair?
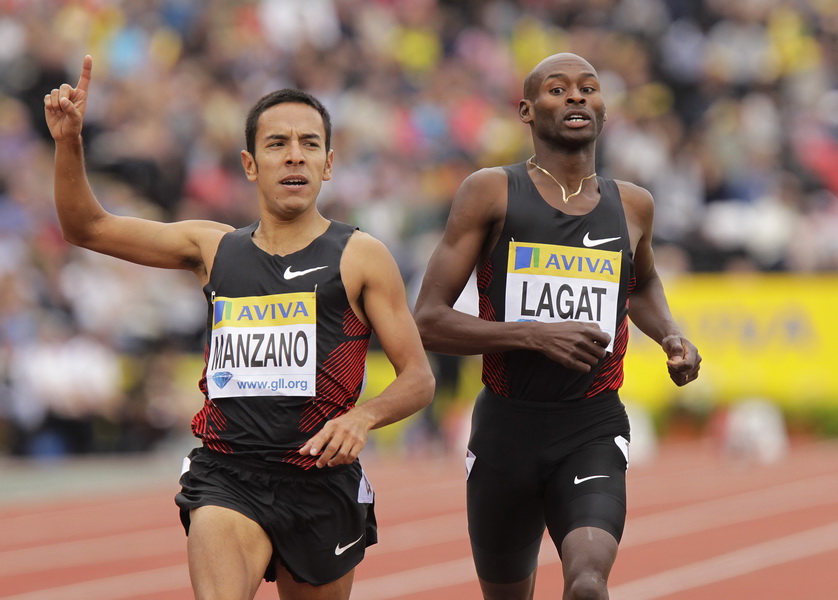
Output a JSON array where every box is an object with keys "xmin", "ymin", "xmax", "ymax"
[{"xmin": 244, "ymin": 89, "xmax": 332, "ymax": 156}]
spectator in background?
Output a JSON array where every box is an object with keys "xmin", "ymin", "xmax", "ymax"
[
  {"xmin": 10, "ymin": 318, "xmax": 122, "ymax": 456},
  {"xmin": 0, "ymin": 0, "xmax": 836, "ymax": 456}
]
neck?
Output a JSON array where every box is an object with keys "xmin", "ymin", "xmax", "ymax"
[
  {"xmin": 530, "ymin": 144, "xmax": 596, "ymax": 181},
  {"xmin": 253, "ymin": 211, "xmax": 330, "ymax": 255},
  {"xmin": 527, "ymin": 154, "xmax": 597, "ymax": 204}
]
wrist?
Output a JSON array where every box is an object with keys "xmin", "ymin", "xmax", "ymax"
[
  {"xmin": 349, "ymin": 403, "xmax": 379, "ymax": 431},
  {"xmin": 54, "ymin": 135, "xmax": 84, "ymax": 151},
  {"xmin": 517, "ymin": 320, "xmax": 542, "ymax": 353},
  {"xmin": 660, "ymin": 333, "xmax": 684, "ymax": 350}
]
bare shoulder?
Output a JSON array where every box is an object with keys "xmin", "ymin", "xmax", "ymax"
[
  {"xmin": 462, "ymin": 165, "xmax": 508, "ymax": 189},
  {"xmin": 175, "ymin": 218, "xmax": 234, "ymax": 256},
  {"xmin": 178, "ymin": 219, "xmax": 235, "ymax": 239},
  {"xmin": 341, "ymin": 230, "xmax": 403, "ymax": 320},
  {"xmin": 160, "ymin": 218, "xmax": 233, "ymax": 241},
  {"xmin": 457, "ymin": 166, "xmax": 507, "ymax": 202},
  {"xmin": 615, "ymin": 179, "xmax": 654, "ymax": 224},
  {"xmin": 202, "ymin": 220, "xmax": 237, "ymax": 233},
  {"xmin": 197, "ymin": 220, "xmax": 235, "ymax": 245},
  {"xmin": 169, "ymin": 219, "xmax": 234, "ymax": 277},
  {"xmin": 342, "ymin": 230, "xmax": 397, "ymax": 283},
  {"xmin": 615, "ymin": 179, "xmax": 654, "ymax": 205},
  {"xmin": 448, "ymin": 165, "xmax": 508, "ymax": 227},
  {"xmin": 344, "ymin": 229, "xmax": 389, "ymax": 258}
]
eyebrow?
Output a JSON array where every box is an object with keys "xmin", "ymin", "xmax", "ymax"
[{"xmin": 263, "ymin": 132, "xmax": 323, "ymax": 143}]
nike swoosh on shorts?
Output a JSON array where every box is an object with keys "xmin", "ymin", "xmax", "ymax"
[
  {"xmin": 573, "ymin": 475, "xmax": 610, "ymax": 484},
  {"xmin": 334, "ymin": 534, "xmax": 364, "ymax": 555}
]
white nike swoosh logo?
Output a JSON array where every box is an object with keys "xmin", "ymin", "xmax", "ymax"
[
  {"xmin": 574, "ymin": 475, "xmax": 610, "ymax": 484},
  {"xmin": 284, "ymin": 265, "xmax": 328, "ymax": 280},
  {"xmin": 334, "ymin": 534, "xmax": 364, "ymax": 555},
  {"xmin": 582, "ymin": 232, "xmax": 621, "ymax": 247}
]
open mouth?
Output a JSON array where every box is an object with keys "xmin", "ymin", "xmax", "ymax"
[
  {"xmin": 281, "ymin": 176, "xmax": 308, "ymax": 187},
  {"xmin": 564, "ymin": 113, "xmax": 591, "ymax": 128}
]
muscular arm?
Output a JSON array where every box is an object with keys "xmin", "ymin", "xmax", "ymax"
[
  {"xmin": 620, "ymin": 182, "xmax": 701, "ymax": 385},
  {"xmin": 414, "ymin": 168, "xmax": 610, "ymax": 371},
  {"xmin": 299, "ymin": 232, "xmax": 435, "ymax": 467},
  {"xmin": 46, "ymin": 55, "xmax": 231, "ymax": 282}
]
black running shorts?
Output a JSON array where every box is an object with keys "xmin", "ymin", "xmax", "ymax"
[
  {"xmin": 466, "ymin": 389, "xmax": 630, "ymax": 584},
  {"xmin": 175, "ymin": 447, "xmax": 377, "ymax": 585}
]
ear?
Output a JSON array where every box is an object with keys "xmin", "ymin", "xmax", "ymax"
[
  {"xmin": 519, "ymin": 99, "xmax": 533, "ymax": 124},
  {"xmin": 322, "ymin": 148, "xmax": 335, "ymax": 181},
  {"xmin": 241, "ymin": 150, "xmax": 257, "ymax": 181}
]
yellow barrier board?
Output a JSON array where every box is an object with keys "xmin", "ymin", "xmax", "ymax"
[
  {"xmin": 622, "ymin": 274, "xmax": 838, "ymax": 410},
  {"xmin": 358, "ymin": 274, "xmax": 838, "ymax": 442}
]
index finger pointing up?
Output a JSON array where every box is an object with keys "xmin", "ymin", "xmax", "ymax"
[{"xmin": 76, "ymin": 55, "xmax": 93, "ymax": 93}]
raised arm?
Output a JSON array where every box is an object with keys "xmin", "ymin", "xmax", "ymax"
[
  {"xmin": 620, "ymin": 181, "xmax": 701, "ymax": 386},
  {"xmin": 413, "ymin": 168, "xmax": 610, "ymax": 371},
  {"xmin": 299, "ymin": 232, "xmax": 435, "ymax": 467},
  {"xmin": 44, "ymin": 55, "xmax": 231, "ymax": 281}
]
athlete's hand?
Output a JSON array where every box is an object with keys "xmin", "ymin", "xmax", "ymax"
[
  {"xmin": 536, "ymin": 321, "xmax": 611, "ymax": 372},
  {"xmin": 662, "ymin": 334, "xmax": 701, "ymax": 386},
  {"xmin": 299, "ymin": 409, "xmax": 373, "ymax": 468},
  {"xmin": 44, "ymin": 54, "xmax": 92, "ymax": 142}
]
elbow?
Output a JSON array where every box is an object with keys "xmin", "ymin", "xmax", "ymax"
[
  {"xmin": 419, "ymin": 332, "xmax": 451, "ymax": 356},
  {"xmin": 413, "ymin": 304, "xmax": 430, "ymax": 336},
  {"xmin": 58, "ymin": 217, "xmax": 98, "ymax": 249},
  {"xmin": 417, "ymin": 368, "xmax": 436, "ymax": 411},
  {"xmin": 56, "ymin": 205, "xmax": 109, "ymax": 249},
  {"xmin": 408, "ymin": 350, "xmax": 436, "ymax": 410},
  {"xmin": 413, "ymin": 308, "xmax": 440, "ymax": 352},
  {"xmin": 62, "ymin": 230, "xmax": 99, "ymax": 252},
  {"xmin": 61, "ymin": 229, "xmax": 85, "ymax": 248},
  {"xmin": 410, "ymin": 313, "xmax": 437, "ymax": 408}
]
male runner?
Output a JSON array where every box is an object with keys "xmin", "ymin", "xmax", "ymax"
[
  {"xmin": 414, "ymin": 53, "xmax": 701, "ymax": 599},
  {"xmin": 45, "ymin": 55, "xmax": 434, "ymax": 600}
]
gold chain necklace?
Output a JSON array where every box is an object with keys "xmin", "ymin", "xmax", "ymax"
[{"xmin": 527, "ymin": 155, "xmax": 596, "ymax": 203}]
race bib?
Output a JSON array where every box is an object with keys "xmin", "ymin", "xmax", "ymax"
[
  {"xmin": 207, "ymin": 292, "xmax": 317, "ymax": 398},
  {"xmin": 505, "ymin": 241, "xmax": 621, "ymax": 352}
]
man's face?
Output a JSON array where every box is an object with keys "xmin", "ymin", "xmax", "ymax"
[
  {"xmin": 521, "ymin": 54, "xmax": 607, "ymax": 149},
  {"xmin": 241, "ymin": 102, "xmax": 334, "ymax": 217}
]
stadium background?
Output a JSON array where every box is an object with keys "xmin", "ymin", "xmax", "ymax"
[{"xmin": 1, "ymin": 0, "xmax": 837, "ymax": 460}]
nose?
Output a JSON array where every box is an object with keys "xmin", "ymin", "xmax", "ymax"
[
  {"xmin": 285, "ymin": 141, "xmax": 305, "ymax": 165},
  {"xmin": 567, "ymin": 87, "xmax": 586, "ymax": 105}
]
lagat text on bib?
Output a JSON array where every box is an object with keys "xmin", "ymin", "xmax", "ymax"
[{"xmin": 505, "ymin": 241, "xmax": 621, "ymax": 352}]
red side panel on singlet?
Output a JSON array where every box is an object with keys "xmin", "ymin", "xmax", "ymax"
[
  {"xmin": 191, "ymin": 220, "xmax": 371, "ymax": 467},
  {"xmin": 478, "ymin": 163, "xmax": 635, "ymax": 402}
]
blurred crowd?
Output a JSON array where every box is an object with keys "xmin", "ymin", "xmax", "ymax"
[{"xmin": 0, "ymin": 0, "xmax": 836, "ymax": 457}]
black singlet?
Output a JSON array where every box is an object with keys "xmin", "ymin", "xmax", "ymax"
[
  {"xmin": 191, "ymin": 220, "xmax": 371, "ymax": 467},
  {"xmin": 478, "ymin": 162, "xmax": 635, "ymax": 402}
]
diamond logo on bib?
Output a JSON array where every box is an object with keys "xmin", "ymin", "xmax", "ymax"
[
  {"xmin": 212, "ymin": 371, "xmax": 233, "ymax": 389},
  {"xmin": 207, "ymin": 291, "xmax": 318, "ymax": 398}
]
